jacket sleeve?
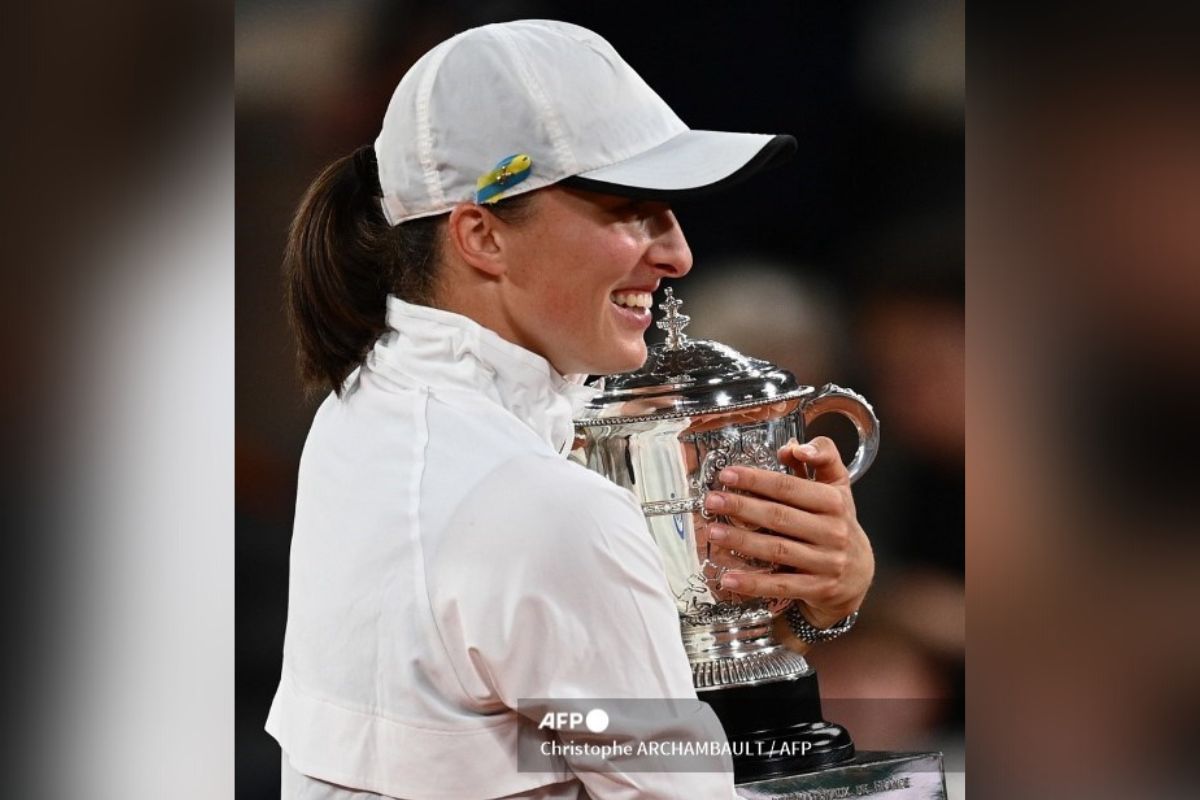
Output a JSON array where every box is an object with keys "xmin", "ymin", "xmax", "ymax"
[{"xmin": 430, "ymin": 453, "xmax": 739, "ymax": 799}]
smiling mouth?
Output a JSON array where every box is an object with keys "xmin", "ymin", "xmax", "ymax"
[{"xmin": 610, "ymin": 290, "xmax": 653, "ymax": 311}]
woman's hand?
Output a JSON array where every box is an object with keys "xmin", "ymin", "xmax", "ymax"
[{"xmin": 703, "ymin": 437, "xmax": 874, "ymax": 635}]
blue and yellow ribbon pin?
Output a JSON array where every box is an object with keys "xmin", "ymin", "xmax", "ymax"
[{"xmin": 475, "ymin": 153, "xmax": 532, "ymax": 204}]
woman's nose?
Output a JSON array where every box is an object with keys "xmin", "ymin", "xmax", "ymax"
[{"xmin": 647, "ymin": 208, "xmax": 693, "ymax": 278}]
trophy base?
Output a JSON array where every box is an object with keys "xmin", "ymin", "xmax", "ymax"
[
  {"xmin": 701, "ymin": 668, "xmax": 854, "ymax": 782},
  {"xmin": 735, "ymin": 751, "xmax": 948, "ymax": 799}
]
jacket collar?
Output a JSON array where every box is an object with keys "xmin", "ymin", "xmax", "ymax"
[{"xmin": 365, "ymin": 296, "xmax": 600, "ymax": 453}]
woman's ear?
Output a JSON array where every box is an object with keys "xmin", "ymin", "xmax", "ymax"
[{"xmin": 447, "ymin": 203, "xmax": 507, "ymax": 278}]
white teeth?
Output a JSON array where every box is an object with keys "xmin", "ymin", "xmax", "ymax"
[{"xmin": 611, "ymin": 291, "xmax": 652, "ymax": 310}]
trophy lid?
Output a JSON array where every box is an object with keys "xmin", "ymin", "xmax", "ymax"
[{"xmin": 575, "ymin": 288, "xmax": 812, "ymax": 426}]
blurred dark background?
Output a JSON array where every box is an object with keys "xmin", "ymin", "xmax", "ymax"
[
  {"xmin": 968, "ymin": 5, "xmax": 1200, "ymax": 798},
  {"xmin": 236, "ymin": 1, "xmax": 964, "ymax": 796}
]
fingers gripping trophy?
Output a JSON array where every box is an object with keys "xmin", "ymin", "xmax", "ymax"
[{"xmin": 575, "ymin": 290, "xmax": 945, "ymax": 790}]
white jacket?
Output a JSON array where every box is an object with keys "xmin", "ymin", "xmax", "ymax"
[{"xmin": 266, "ymin": 297, "xmax": 736, "ymax": 799}]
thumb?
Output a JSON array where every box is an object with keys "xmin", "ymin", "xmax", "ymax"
[{"xmin": 779, "ymin": 436, "xmax": 850, "ymax": 485}]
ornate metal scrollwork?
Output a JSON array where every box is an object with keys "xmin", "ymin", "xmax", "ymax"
[
  {"xmin": 641, "ymin": 497, "xmax": 702, "ymax": 516},
  {"xmin": 673, "ymin": 560, "xmax": 758, "ymax": 626},
  {"xmin": 681, "ymin": 425, "xmax": 789, "ymax": 520}
]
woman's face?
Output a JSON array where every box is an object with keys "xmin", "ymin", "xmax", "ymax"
[{"xmin": 495, "ymin": 187, "xmax": 693, "ymax": 375}]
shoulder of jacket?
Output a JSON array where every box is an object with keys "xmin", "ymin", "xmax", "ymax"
[
  {"xmin": 493, "ymin": 450, "xmax": 636, "ymax": 499},
  {"xmin": 442, "ymin": 450, "xmax": 643, "ymax": 535}
]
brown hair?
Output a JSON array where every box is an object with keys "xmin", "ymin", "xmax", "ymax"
[{"xmin": 283, "ymin": 148, "xmax": 532, "ymax": 397}]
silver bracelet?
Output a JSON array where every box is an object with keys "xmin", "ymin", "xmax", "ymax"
[{"xmin": 785, "ymin": 606, "xmax": 859, "ymax": 645}]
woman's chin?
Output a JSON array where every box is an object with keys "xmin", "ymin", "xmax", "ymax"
[{"xmin": 582, "ymin": 341, "xmax": 647, "ymax": 377}]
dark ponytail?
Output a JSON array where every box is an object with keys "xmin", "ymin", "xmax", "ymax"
[{"xmin": 283, "ymin": 147, "xmax": 442, "ymax": 398}]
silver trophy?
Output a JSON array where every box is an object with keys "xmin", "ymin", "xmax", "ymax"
[{"xmin": 572, "ymin": 288, "xmax": 881, "ymax": 780}]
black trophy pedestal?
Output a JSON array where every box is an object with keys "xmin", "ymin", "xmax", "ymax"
[
  {"xmin": 735, "ymin": 751, "xmax": 948, "ymax": 799},
  {"xmin": 701, "ymin": 669, "xmax": 854, "ymax": 782}
]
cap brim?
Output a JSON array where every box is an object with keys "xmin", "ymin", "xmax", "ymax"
[{"xmin": 559, "ymin": 131, "xmax": 796, "ymax": 201}]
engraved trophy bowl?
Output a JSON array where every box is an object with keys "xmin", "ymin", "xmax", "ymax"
[{"xmin": 572, "ymin": 288, "xmax": 880, "ymax": 780}]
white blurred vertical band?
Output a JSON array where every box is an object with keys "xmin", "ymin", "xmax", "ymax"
[{"xmin": 37, "ymin": 94, "xmax": 234, "ymax": 799}]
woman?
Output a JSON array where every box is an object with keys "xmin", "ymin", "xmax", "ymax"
[{"xmin": 267, "ymin": 20, "xmax": 873, "ymax": 800}]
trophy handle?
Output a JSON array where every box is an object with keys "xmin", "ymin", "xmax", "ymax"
[{"xmin": 800, "ymin": 384, "xmax": 880, "ymax": 484}]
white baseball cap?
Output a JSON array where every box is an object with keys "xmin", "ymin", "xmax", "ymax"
[{"xmin": 374, "ymin": 19, "xmax": 796, "ymax": 225}]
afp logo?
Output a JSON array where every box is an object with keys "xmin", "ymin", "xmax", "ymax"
[{"xmin": 537, "ymin": 708, "xmax": 610, "ymax": 733}]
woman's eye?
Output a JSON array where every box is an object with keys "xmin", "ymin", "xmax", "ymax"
[{"xmin": 602, "ymin": 200, "xmax": 657, "ymax": 227}]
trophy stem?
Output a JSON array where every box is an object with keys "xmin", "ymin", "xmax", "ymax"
[{"xmin": 691, "ymin": 647, "xmax": 813, "ymax": 690}]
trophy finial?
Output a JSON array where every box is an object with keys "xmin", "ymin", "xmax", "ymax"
[{"xmin": 656, "ymin": 287, "xmax": 691, "ymax": 351}]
